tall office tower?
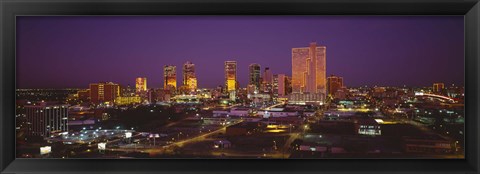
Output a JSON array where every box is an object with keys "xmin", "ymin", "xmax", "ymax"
[
  {"xmin": 183, "ymin": 61, "xmax": 197, "ymax": 91},
  {"xmin": 249, "ymin": 63, "xmax": 261, "ymax": 90},
  {"xmin": 433, "ymin": 83, "xmax": 445, "ymax": 93},
  {"xmin": 292, "ymin": 42, "xmax": 327, "ymax": 104},
  {"xmin": 263, "ymin": 67, "xmax": 273, "ymax": 84},
  {"xmin": 273, "ymin": 74, "xmax": 279, "ymax": 99},
  {"xmin": 327, "ymin": 75, "xmax": 344, "ymax": 96},
  {"xmin": 188, "ymin": 78, "xmax": 197, "ymax": 91},
  {"xmin": 135, "ymin": 77, "xmax": 147, "ymax": 93},
  {"xmin": 274, "ymin": 74, "xmax": 287, "ymax": 97},
  {"xmin": 89, "ymin": 82, "xmax": 121, "ymax": 104},
  {"xmin": 291, "ymin": 42, "xmax": 327, "ymax": 104},
  {"xmin": 164, "ymin": 65, "xmax": 177, "ymax": 90},
  {"xmin": 285, "ymin": 76, "xmax": 293, "ymax": 95},
  {"xmin": 25, "ymin": 102, "xmax": 69, "ymax": 137},
  {"xmin": 225, "ymin": 61, "xmax": 237, "ymax": 92},
  {"xmin": 261, "ymin": 67, "xmax": 273, "ymax": 93}
]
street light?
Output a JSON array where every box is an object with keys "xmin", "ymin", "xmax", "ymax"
[
  {"xmin": 149, "ymin": 134, "xmax": 159, "ymax": 146},
  {"xmin": 178, "ymin": 132, "xmax": 182, "ymax": 141}
]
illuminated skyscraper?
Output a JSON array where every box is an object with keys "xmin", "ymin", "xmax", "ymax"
[
  {"xmin": 225, "ymin": 61, "xmax": 237, "ymax": 92},
  {"xmin": 291, "ymin": 42, "xmax": 326, "ymax": 104},
  {"xmin": 263, "ymin": 67, "xmax": 273, "ymax": 84},
  {"xmin": 183, "ymin": 61, "xmax": 197, "ymax": 91},
  {"xmin": 188, "ymin": 77, "xmax": 197, "ymax": 91},
  {"xmin": 248, "ymin": 63, "xmax": 261, "ymax": 90},
  {"xmin": 164, "ymin": 65, "xmax": 177, "ymax": 90},
  {"xmin": 135, "ymin": 77, "xmax": 147, "ymax": 93},
  {"xmin": 89, "ymin": 82, "xmax": 120, "ymax": 104},
  {"xmin": 327, "ymin": 75, "xmax": 344, "ymax": 96}
]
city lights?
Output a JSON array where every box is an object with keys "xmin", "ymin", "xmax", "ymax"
[{"xmin": 15, "ymin": 17, "xmax": 464, "ymax": 159}]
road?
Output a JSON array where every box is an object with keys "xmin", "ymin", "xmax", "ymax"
[{"xmin": 106, "ymin": 120, "xmax": 244, "ymax": 156}]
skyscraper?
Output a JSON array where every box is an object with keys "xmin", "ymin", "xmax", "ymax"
[
  {"xmin": 164, "ymin": 65, "xmax": 177, "ymax": 90},
  {"xmin": 225, "ymin": 61, "xmax": 237, "ymax": 92},
  {"xmin": 248, "ymin": 63, "xmax": 261, "ymax": 90},
  {"xmin": 274, "ymin": 74, "xmax": 288, "ymax": 97},
  {"xmin": 291, "ymin": 42, "xmax": 327, "ymax": 104},
  {"xmin": 263, "ymin": 67, "xmax": 273, "ymax": 84},
  {"xmin": 285, "ymin": 76, "xmax": 292, "ymax": 95},
  {"xmin": 89, "ymin": 82, "xmax": 121, "ymax": 104},
  {"xmin": 292, "ymin": 42, "xmax": 326, "ymax": 94},
  {"xmin": 183, "ymin": 61, "xmax": 197, "ymax": 91},
  {"xmin": 135, "ymin": 77, "xmax": 147, "ymax": 93},
  {"xmin": 327, "ymin": 75, "xmax": 344, "ymax": 97}
]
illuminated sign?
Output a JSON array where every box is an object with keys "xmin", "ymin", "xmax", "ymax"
[
  {"xmin": 98, "ymin": 143, "xmax": 106, "ymax": 150},
  {"xmin": 40, "ymin": 146, "xmax": 51, "ymax": 155}
]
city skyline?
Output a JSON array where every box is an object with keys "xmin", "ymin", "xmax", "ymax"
[{"xmin": 17, "ymin": 16, "xmax": 464, "ymax": 89}]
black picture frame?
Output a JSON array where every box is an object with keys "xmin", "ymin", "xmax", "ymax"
[{"xmin": 1, "ymin": 0, "xmax": 479, "ymax": 173}]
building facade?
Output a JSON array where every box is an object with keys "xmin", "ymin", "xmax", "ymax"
[
  {"xmin": 433, "ymin": 83, "xmax": 445, "ymax": 93},
  {"xmin": 164, "ymin": 65, "xmax": 177, "ymax": 90},
  {"xmin": 327, "ymin": 75, "xmax": 344, "ymax": 97},
  {"xmin": 89, "ymin": 82, "xmax": 121, "ymax": 104},
  {"xmin": 291, "ymin": 42, "xmax": 327, "ymax": 104},
  {"xmin": 25, "ymin": 102, "xmax": 69, "ymax": 137},
  {"xmin": 135, "ymin": 77, "xmax": 147, "ymax": 93},
  {"xmin": 225, "ymin": 61, "xmax": 237, "ymax": 92},
  {"xmin": 274, "ymin": 74, "xmax": 289, "ymax": 98},
  {"xmin": 183, "ymin": 61, "xmax": 197, "ymax": 91},
  {"xmin": 248, "ymin": 63, "xmax": 261, "ymax": 91}
]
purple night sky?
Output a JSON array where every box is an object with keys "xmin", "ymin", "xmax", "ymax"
[{"xmin": 16, "ymin": 16, "xmax": 464, "ymax": 89}]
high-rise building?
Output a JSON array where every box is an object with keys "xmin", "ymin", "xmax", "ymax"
[
  {"xmin": 188, "ymin": 77, "xmax": 197, "ymax": 91},
  {"xmin": 183, "ymin": 61, "xmax": 197, "ymax": 91},
  {"xmin": 274, "ymin": 74, "xmax": 288, "ymax": 97},
  {"xmin": 164, "ymin": 65, "xmax": 177, "ymax": 90},
  {"xmin": 249, "ymin": 63, "xmax": 261, "ymax": 91},
  {"xmin": 290, "ymin": 42, "xmax": 327, "ymax": 105},
  {"xmin": 122, "ymin": 84, "xmax": 135, "ymax": 97},
  {"xmin": 225, "ymin": 61, "xmax": 237, "ymax": 92},
  {"xmin": 433, "ymin": 83, "xmax": 445, "ymax": 93},
  {"xmin": 135, "ymin": 77, "xmax": 147, "ymax": 93},
  {"xmin": 327, "ymin": 75, "xmax": 344, "ymax": 97},
  {"xmin": 285, "ymin": 76, "xmax": 292, "ymax": 95},
  {"xmin": 25, "ymin": 102, "xmax": 69, "ymax": 137},
  {"xmin": 263, "ymin": 67, "xmax": 273, "ymax": 84},
  {"xmin": 261, "ymin": 67, "xmax": 273, "ymax": 93},
  {"xmin": 273, "ymin": 74, "xmax": 279, "ymax": 99},
  {"xmin": 292, "ymin": 42, "xmax": 326, "ymax": 94},
  {"xmin": 89, "ymin": 82, "xmax": 121, "ymax": 104}
]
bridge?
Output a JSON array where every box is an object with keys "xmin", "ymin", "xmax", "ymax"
[{"xmin": 414, "ymin": 92, "xmax": 455, "ymax": 103}]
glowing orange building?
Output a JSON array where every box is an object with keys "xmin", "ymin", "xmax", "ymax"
[
  {"xmin": 183, "ymin": 61, "xmax": 197, "ymax": 91},
  {"xmin": 292, "ymin": 42, "xmax": 326, "ymax": 94},
  {"xmin": 291, "ymin": 42, "xmax": 326, "ymax": 104},
  {"xmin": 89, "ymin": 82, "xmax": 120, "ymax": 104},
  {"xmin": 164, "ymin": 65, "xmax": 177, "ymax": 90},
  {"xmin": 225, "ymin": 61, "xmax": 237, "ymax": 92},
  {"xmin": 327, "ymin": 75, "xmax": 344, "ymax": 97},
  {"xmin": 135, "ymin": 77, "xmax": 147, "ymax": 93}
]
